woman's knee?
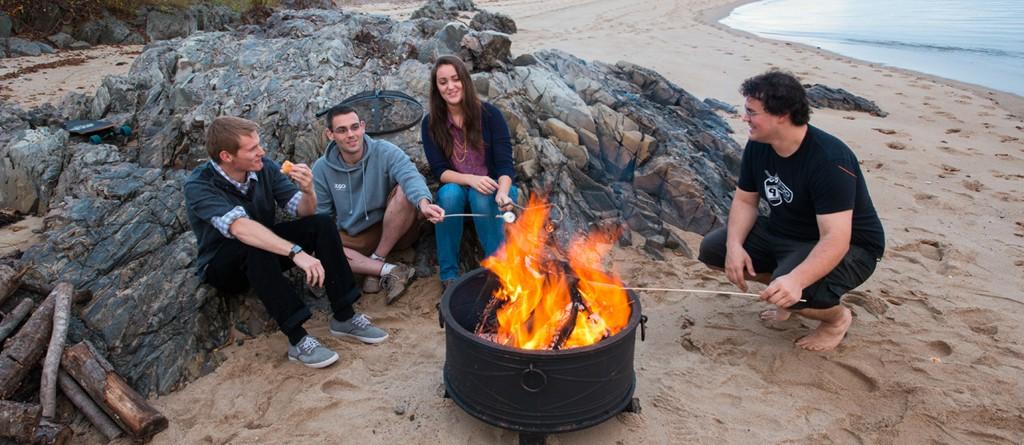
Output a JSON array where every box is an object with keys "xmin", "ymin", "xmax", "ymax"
[{"xmin": 437, "ymin": 183, "xmax": 467, "ymax": 210}]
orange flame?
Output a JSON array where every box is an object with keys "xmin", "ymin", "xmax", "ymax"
[{"xmin": 480, "ymin": 195, "xmax": 631, "ymax": 350}]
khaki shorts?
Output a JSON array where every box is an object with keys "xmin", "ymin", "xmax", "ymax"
[{"xmin": 339, "ymin": 186, "xmax": 423, "ymax": 256}]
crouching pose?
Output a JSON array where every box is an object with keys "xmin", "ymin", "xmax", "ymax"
[{"xmin": 698, "ymin": 71, "xmax": 885, "ymax": 351}]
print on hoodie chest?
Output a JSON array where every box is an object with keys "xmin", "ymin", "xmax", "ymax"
[
  {"xmin": 763, "ymin": 170, "xmax": 793, "ymax": 206},
  {"xmin": 334, "ymin": 183, "xmax": 346, "ymax": 191}
]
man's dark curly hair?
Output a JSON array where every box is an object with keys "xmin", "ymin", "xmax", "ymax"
[{"xmin": 740, "ymin": 70, "xmax": 811, "ymax": 125}]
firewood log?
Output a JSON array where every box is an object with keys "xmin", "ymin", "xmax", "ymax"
[
  {"xmin": 61, "ymin": 341, "xmax": 168, "ymax": 440},
  {"xmin": 33, "ymin": 419, "xmax": 71, "ymax": 445},
  {"xmin": 0, "ymin": 400, "xmax": 40, "ymax": 443},
  {"xmin": 0, "ymin": 265, "xmax": 27, "ymax": 307},
  {"xmin": 41, "ymin": 283, "xmax": 72, "ymax": 419},
  {"xmin": 0, "ymin": 289, "xmax": 56, "ymax": 398},
  {"xmin": 58, "ymin": 370, "xmax": 122, "ymax": 440},
  {"xmin": 0, "ymin": 298, "xmax": 33, "ymax": 344}
]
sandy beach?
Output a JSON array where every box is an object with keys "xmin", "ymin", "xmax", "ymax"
[{"xmin": 3, "ymin": 0, "xmax": 1023, "ymax": 443}]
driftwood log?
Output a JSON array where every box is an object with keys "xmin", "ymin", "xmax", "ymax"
[
  {"xmin": 41, "ymin": 283, "xmax": 73, "ymax": 419},
  {"xmin": 0, "ymin": 289, "xmax": 56, "ymax": 398},
  {"xmin": 18, "ymin": 282, "xmax": 92, "ymax": 305},
  {"xmin": 58, "ymin": 370, "xmax": 122, "ymax": 440},
  {"xmin": 61, "ymin": 341, "xmax": 167, "ymax": 440},
  {"xmin": 0, "ymin": 298, "xmax": 33, "ymax": 344},
  {"xmin": 0, "ymin": 266, "xmax": 27, "ymax": 307},
  {"xmin": 0, "ymin": 400, "xmax": 40, "ymax": 443},
  {"xmin": 33, "ymin": 419, "xmax": 71, "ymax": 445}
]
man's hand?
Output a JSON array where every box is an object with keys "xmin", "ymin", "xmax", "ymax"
[
  {"xmin": 292, "ymin": 251, "xmax": 325, "ymax": 288},
  {"xmin": 760, "ymin": 274, "xmax": 804, "ymax": 308},
  {"xmin": 419, "ymin": 199, "xmax": 445, "ymax": 223},
  {"xmin": 467, "ymin": 175, "xmax": 498, "ymax": 195},
  {"xmin": 495, "ymin": 190, "xmax": 514, "ymax": 211},
  {"xmin": 724, "ymin": 245, "xmax": 756, "ymax": 292},
  {"xmin": 285, "ymin": 163, "xmax": 314, "ymax": 193}
]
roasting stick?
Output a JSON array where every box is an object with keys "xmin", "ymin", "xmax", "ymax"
[{"xmin": 584, "ymin": 281, "xmax": 807, "ymax": 302}]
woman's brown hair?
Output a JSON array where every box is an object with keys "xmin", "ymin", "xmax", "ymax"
[{"xmin": 428, "ymin": 55, "xmax": 484, "ymax": 159}]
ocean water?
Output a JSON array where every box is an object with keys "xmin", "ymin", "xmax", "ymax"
[{"xmin": 720, "ymin": 0, "xmax": 1024, "ymax": 96}]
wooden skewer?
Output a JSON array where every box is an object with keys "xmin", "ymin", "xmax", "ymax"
[{"xmin": 584, "ymin": 281, "xmax": 808, "ymax": 303}]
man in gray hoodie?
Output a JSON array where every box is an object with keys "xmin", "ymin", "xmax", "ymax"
[{"xmin": 313, "ymin": 105, "xmax": 445, "ymax": 304}]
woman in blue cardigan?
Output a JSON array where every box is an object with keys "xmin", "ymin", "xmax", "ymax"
[{"xmin": 421, "ymin": 55, "xmax": 518, "ymax": 287}]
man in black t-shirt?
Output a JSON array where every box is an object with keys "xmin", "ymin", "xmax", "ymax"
[{"xmin": 698, "ymin": 70, "xmax": 885, "ymax": 351}]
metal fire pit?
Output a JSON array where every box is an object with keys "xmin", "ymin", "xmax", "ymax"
[{"xmin": 439, "ymin": 268, "xmax": 645, "ymax": 445}]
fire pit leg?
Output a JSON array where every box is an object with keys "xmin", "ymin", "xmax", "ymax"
[
  {"xmin": 623, "ymin": 397, "xmax": 642, "ymax": 414},
  {"xmin": 518, "ymin": 433, "xmax": 547, "ymax": 445}
]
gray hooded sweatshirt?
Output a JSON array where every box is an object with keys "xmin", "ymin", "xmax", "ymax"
[{"xmin": 312, "ymin": 134, "xmax": 432, "ymax": 235}]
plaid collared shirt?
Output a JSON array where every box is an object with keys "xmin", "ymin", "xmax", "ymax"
[{"xmin": 208, "ymin": 160, "xmax": 303, "ymax": 238}]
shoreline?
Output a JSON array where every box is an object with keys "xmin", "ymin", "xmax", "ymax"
[{"xmin": 700, "ymin": 0, "xmax": 1024, "ymax": 117}]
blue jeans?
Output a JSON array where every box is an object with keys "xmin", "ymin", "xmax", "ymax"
[{"xmin": 435, "ymin": 183, "xmax": 519, "ymax": 281}]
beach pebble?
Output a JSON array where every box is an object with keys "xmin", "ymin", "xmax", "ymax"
[{"xmin": 394, "ymin": 404, "xmax": 406, "ymax": 415}]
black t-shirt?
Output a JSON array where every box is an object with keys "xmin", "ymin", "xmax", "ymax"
[{"xmin": 738, "ymin": 125, "xmax": 885, "ymax": 258}]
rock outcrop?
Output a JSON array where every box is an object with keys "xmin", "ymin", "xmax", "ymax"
[
  {"xmin": 805, "ymin": 83, "xmax": 888, "ymax": 117},
  {"xmin": 0, "ymin": 6, "xmax": 740, "ymax": 395}
]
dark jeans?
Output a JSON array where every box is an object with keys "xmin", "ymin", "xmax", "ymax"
[
  {"xmin": 698, "ymin": 216, "xmax": 879, "ymax": 310},
  {"xmin": 203, "ymin": 214, "xmax": 361, "ymax": 334}
]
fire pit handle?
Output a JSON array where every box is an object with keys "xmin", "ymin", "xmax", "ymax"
[
  {"xmin": 520, "ymin": 364, "xmax": 547, "ymax": 392},
  {"xmin": 436, "ymin": 302, "xmax": 444, "ymax": 329},
  {"xmin": 640, "ymin": 315, "xmax": 648, "ymax": 341}
]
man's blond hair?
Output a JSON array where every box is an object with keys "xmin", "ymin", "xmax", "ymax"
[{"xmin": 206, "ymin": 116, "xmax": 259, "ymax": 161}]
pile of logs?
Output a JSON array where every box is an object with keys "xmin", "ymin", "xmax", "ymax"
[{"xmin": 0, "ymin": 265, "xmax": 168, "ymax": 443}]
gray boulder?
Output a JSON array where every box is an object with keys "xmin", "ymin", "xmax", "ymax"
[
  {"xmin": 47, "ymin": 32, "xmax": 76, "ymax": 49},
  {"xmin": 146, "ymin": 8, "xmax": 198, "ymax": 41},
  {"xmin": 470, "ymin": 10, "xmax": 516, "ymax": 34},
  {"xmin": 0, "ymin": 127, "xmax": 68, "ymax": 214},
  {"xmin": 6, "ymin": 37, "xmax": 43, "ymax": 57},
  {"xmin": 805, "ymin": 83, "xmax": 888, "ymax": 117},
  {"xmin": 0, "ymin": 13, "xmax": 11, "ymax": 38},
  {"xmin": 75, "ymin": 13, "xmax": 146, "ymax": 45}
]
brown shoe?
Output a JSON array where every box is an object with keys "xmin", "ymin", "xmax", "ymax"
[
  {"xmin": 363, "ymin": 276, "xmax": 382, "ymax": 294},
  {"xmin": 381, "ymin": 264, "xmax": 416, "ymax": 305}
]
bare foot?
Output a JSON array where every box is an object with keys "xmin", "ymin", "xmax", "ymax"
[
  {"xmin": 759, "ymin": 307, "xmax": 791, "ymax": 321},
  {"xmin": 795, "ymin": 306, "xmax": 852, "ymax": 351}
]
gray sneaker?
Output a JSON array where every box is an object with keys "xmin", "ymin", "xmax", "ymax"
[
  {"xmin": 286, "ymin": 336, "xmax": 339, "ymax": 368},
  {"xmin": 330, "ymin": 313, "xmax": 389, "ymax": 344},
  {"xmin": 381, "ymin": 264, "xmax": 416, "ymax": 305}
]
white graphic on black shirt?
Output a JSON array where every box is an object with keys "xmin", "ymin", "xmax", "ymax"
[{"xmin": 763, "ymin": 170, "xmax": 793, "ymax": 206}]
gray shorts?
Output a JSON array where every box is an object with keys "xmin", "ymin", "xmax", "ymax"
[{"xmin": 697, "ymin": 216, "xmax": 879, "ymax": 309}]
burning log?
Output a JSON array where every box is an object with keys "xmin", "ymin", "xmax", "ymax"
[
  {"xmin": 0, "ymin": 265, "xmax": 28, "ymax": 307},
  {"xmin": 0, "ymin": 298, "xmax": 34, "ymax": 344},
  {"xmin": 61, "ymin": 341, "xmax": 168, "ymax": 440},
  {"xmin": 41, "ymin": 283, "xmax": 73, "ymax": 419},
  {"xmin": 0, "ymin": 288, "xmax": 57, "ymax": 398},
  {"xmin": 58, "ymin": 370, "xmax": 122, "ymax": 440}
]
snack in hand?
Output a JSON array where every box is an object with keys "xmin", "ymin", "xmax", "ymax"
[{"xmin": 281, "ymin": 160, "xmax": 295, "ymax": 174}]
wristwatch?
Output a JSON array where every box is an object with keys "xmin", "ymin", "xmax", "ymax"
[{"xmin": 288, "ymin": 244, "xmax": 303, "ymax": 260}]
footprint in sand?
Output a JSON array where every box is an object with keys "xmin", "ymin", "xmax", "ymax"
[
  {"xmin": 953, "ymin": 308, "xmax": 1000, "ymax": 337},
  {"xmin": 926, "ymin": 340, "xmax": 953, "ymax": 357},
  {"xmin": 320, "ymin": 377, "xmax": 358, "ymax": 396},
  {"xmin": 945, "ymin": 128, "xmax": 961, "ymax": 134},
  {"xmin": 886, "ymin": 141, "xmax": 907, "ymax": 150},
  {"xmin": 893, "ymin": 239, "xmax": 945, "ymax": 261},
  {"xmin": 961, "ymin": 179, "xmax": 986, "ymax": 192},
  {"xmin": 872, "ymin": 128, "xmax": 897, "ymax": 135}
]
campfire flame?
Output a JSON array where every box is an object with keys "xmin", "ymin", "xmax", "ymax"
[{"xmin": 480, "ymin": 196, "xmax": 631, "ymax": 350}]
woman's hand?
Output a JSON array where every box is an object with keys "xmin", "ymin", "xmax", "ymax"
[{"xmin": 467, "ymin": 175, "xmax": 499, "ymax": 195}]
